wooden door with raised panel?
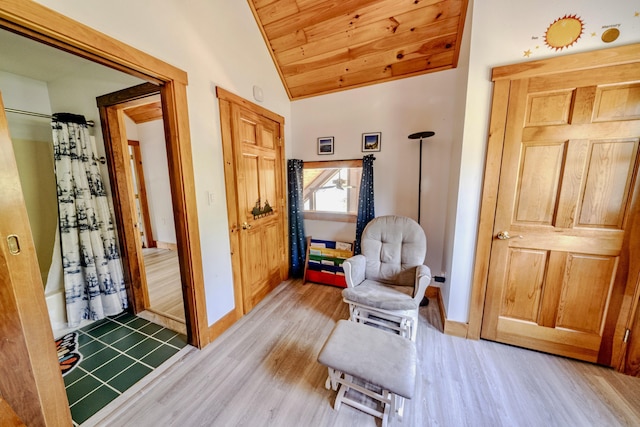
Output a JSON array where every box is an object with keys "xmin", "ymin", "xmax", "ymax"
[
  {"xmin": 233, "ymin": 104, "xmax": 286, "ymax": 313},
  {"xmin": 481, "ymin": 65, "xmax": 640, "ymax": 362}
]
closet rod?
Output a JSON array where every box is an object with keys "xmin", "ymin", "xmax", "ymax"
[{"xmin": 5, "ymin": 107, "xmax": 95, "ymax": 127}]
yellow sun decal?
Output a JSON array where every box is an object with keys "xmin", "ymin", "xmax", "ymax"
[{"xmin": 544, "ymin": 15, "xmax": 584, "ymax": 50}]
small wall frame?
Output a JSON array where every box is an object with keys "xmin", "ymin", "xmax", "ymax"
[
  {"xmin": 362, "ymin": 132, "xmax": 381, "ymax": 152},
  {"xmin": 318, "ymin": 136, "xmax": 335, "ymax": 155}
]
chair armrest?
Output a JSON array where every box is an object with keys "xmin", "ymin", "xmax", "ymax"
[
  {"xmin": 342, "ymin": 255, "xmax": 366, "ymax": 287},
  {"xmin": 413, "ymin": 264, "xmax": 432, "ymax": 302}
]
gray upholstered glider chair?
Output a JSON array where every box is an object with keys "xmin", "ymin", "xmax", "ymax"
[{"xmin": 342, "ymin": 215, "xmax": 431, "ymax": 341}]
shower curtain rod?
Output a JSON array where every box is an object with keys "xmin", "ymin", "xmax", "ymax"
[{"xmin": 5, "ymin": 107, "xmax": 95, "ymax": 127}]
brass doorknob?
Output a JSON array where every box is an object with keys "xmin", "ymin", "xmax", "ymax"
[
  {"xmin": 496, "ymin": 231, "xmax": 523, "ymax": 240},
  {"xmin": 242, "ymin": 222, "xmax": 252, "ymax": 230}
]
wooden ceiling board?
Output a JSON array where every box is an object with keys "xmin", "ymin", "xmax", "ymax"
[
  {"xmin": 289, "ymin": 50, "xmax": 455, "ymax": 98},
  {"xmin": 248, "ymin": 0, "xmax": 468, "ymax": 99},
  {"xmin": 284, "ymin": 33, "xmax": 458, "ymax": 86},
  {"xmin": 280, "ymin": 18, "xmax": 459, "ymax": 77},
  {"xmin": 275, "ymin": 6, "xmax": 461, "ymax": 66},
  {"xmin": 124, "ymin": 100, "xmax": 163, "ymax": 124}
]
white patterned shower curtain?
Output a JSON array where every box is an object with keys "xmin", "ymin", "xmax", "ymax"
[{"xmin": 51, "ymin": 113, "xmax": 128, "ymax": 327}]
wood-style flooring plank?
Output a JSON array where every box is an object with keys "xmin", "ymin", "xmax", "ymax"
[
  {"xmin": 142, "ymin": 248, "xmax": 185, "ymax": 322},
  {"xmin": 90, "ymin": 279, "xmax": 640, "ymax": 427}
]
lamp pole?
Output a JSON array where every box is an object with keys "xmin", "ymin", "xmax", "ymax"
[
  {"xmin": 408, "ymin": 131, "xmax": 435, "ymax": 307},
  {"xmin": 408, "ymin": 131, "xmax": 435, "ymax": 224}
]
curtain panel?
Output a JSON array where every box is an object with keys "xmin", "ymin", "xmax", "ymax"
[
  {"xmin": 354, "ymin": 154, "xmax": 376, "ymax": 255},
  {"xmin": 51, "ymin": 113, "xmax": 128, "ymax": 327},
  {"xmin": 287, "ymin": 159, "xmax": 307, "ymax": 278}
]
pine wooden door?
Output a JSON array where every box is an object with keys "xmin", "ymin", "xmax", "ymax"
[
  {"xmin": 234, "ymin": 105, "xmax": 286, "ymax": 312},
  {"xmin": 219, "ymin": 88, "xmax": 288, "ymax": 315},
  {"xmin": 481, "ymin": 64, "xmax": 640, "ymax": 362},
  {"xmin": 0, "ymin": 93, "xmax": 72, "ymax": 424}
]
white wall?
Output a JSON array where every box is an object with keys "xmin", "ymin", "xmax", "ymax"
[
  {"xmin": 137, "ymin": 119, "xmax": 177, "ymax": 245},
  {"xmin": 0, "ymin": 71, "xmax": 52, "ymax": 141},
  {"xmin": 33, "ymin": 0, "xmax": 292, "ymax": 325},
  {"xmin": 291, "ymin": 71, "xmax": 459, "ymax": 274},
  {"xmin": 444, "ymin": 0, "xmax": 640, "ymax": 322},
  {"xmin": 125, "ymin": 117, "xmax": 177, "ymax": 245}
]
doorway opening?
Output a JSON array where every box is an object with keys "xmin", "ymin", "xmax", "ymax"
[
  {"xmin": 0, "ymin": 2, "xmax": 207, "ymax": 423},
  {"xmin": 97, "ymin": 85, "xmax": 187, "ymax": 334}
]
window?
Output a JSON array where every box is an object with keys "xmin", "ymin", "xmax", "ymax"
[{"xmin": 303, "ymin": 159, "xmax": 362, "ymax": 222}]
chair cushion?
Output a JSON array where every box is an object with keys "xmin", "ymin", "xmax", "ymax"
[
  {"xmin": 318, "ymin": 320, "xmax": 416, "ymax": 398},
  {"xmin": 342, "ymin": 280, "xmax": 418, "ymax": 311},
  {"xmin": 361, "ymin": 216, "xmax": 426, "ymax": 286}
]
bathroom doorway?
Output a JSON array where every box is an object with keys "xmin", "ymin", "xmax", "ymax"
[{"xmin": 0, "ymin": 2, "xmax": 206, "ymax": 422}]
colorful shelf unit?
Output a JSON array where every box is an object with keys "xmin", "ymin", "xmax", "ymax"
[{"xmin": 304, "ymin": 237, "xmax": 354, "ymax": 288}]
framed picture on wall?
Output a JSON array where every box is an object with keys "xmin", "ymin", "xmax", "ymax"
[
  {"xmin": 362, "ymin": 132, "xmax": 381, "ymax": 152},
  {"xmin": 318, "ymin": 136, "xmax": 334, "ymax": 155}
]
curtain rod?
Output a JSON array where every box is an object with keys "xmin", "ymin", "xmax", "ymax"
[{"xmin": 5, "ymin": 107, "xmax": 95, "ymax": 127}]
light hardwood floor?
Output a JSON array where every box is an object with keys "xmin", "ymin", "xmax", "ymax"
[
  {"xmin": 142, "ymin": 248, "xmax": 185, "ymax": 323},
  {"xmin": 90, "ymin": 279, "xmax": 640, "ymax": 427}
]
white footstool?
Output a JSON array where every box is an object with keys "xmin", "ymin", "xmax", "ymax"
[{"xmin": 317, "ymin": 320, "xmax": 417, "ymax": 427}]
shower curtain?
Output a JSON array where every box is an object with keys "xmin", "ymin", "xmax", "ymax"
[{"xmin": 51, "ymin": 113, "xmax": 127, "ymax": 327}]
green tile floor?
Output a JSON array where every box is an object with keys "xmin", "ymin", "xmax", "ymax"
[{"xmin": 61, "ymin": 312, "xmax": 187, "ymax": 425}]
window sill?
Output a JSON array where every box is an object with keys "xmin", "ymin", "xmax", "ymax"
[{"xmin": 303, "ymin": 211, "xmax": 357, "ymax": 223}]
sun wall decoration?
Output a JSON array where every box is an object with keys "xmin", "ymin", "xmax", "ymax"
[
  {"xmin": 522, "ymin": 9, "xmax": 638, "ymax": 58},
  {"xmin": 544, "ymin": 14, "xmax": 584, "ymax": 50}
]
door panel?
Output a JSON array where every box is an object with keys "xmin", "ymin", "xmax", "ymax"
[
  {"xmin": 481, "ymin": 65, "xmax": 640, "ymax": 363},
  {"xmin": 557, "ymin": 254, "xmax": 617, "ymax": 334},
  {"xmin": 0, "ymin": 93, "xmax": 72, "ymax": 424},
  {"xmin": 515, "ymin": 142, "xmax": 564, "ymax": 224},
  {"xmin": 578, "ymin": 140, "xmax": 637, "ymax": 228}
]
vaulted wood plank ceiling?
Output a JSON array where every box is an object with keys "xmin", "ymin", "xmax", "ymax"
[{"xmin": 248, "ymin": 0, "xmax": 468, "ymax": 100}]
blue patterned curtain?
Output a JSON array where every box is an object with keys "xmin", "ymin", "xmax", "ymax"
[
  {"xmin": 288, "ymin": 159, "xmax": 307, "ymax": 277},
  {"xmin": 51, "ymin": 113, "xmax": 128, "ymax": 327},
  {"xmin": 354, "ymin": 154, "xmax": 376, "ymax": 254}
]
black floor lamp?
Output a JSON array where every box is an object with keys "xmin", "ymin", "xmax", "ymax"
[
  {"xmin": 409, "ymin": 131, "xmax": 435, "ymax": 307},
  {"xmin": 408, "ymin": 131, "xmax": 435, "ymax": 224}
]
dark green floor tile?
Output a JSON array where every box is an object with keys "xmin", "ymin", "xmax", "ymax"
[
  {"xmin": 80, "ymin": 347, "xmax": 119, "ymax": 371},
  {"xmin": 152, "ymin": 328, "xmax": 177, "ymax": 342},
  {"xmin": 125, "ymin": 337, "xmax": 162, "ymax": 359},
  {"xmin": 65, "ymin": 374, "xmax": 102, "ymax": 406},
  {"xmin": 167, "ymin": 334, "xmax": 188, "ymax": 349},
  {"xmin": 70, "ymin": 385, "xmax": 119, "ymax": 424},
  {"xmin": 77, "ymin": 332, "xmax": 94, "ymax": 346},
  {"xmin": 92, "ymin": 354, "xmax": 136, "ymax": 382},
  {"xmin": 111, "ymin": 331, "xmax": 147, "ymax": 351},
  {"xmin": 107, "ymin": 362, "xmax": 153, "ymax": 393},
  {"xmin": 139, "ymin": 322, "xmax": 163, "ymax": 336},
  {"xmin": 125, "ymin": 317, "xmax": 149, "ymax": 330},
  {"xmin": 140, "ymin": 344, "xmax": 179, "ymax": 368},
  {"xmin": 111, "ymin": 311, "xmax": 135, "ymax": 322},
  {"xmin": 99, "ymin": 326, "xmax": 134, "ymax": 344},
  {"xmin": 85, "ymin": 321, "xmax": 120, "ymax": 338},
  {"xmin": 63, "ymin": 367, "xmax": 87, "ymax": 388},
  {"xmin": 79, "ymin": 318, "xmax": 108, "ymax": 333},
  {"xmin": 79, "ymin": 339, "xmax": 104, "ymax": 355}
]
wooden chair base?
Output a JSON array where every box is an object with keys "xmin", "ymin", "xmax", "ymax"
[
  {"xmin": 346, "ymin": 301, "xmax": 418, "ymax": 342},
  {"xmin": 325, "ymin": 368, "xmax": 405, "ymax": 427}
]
